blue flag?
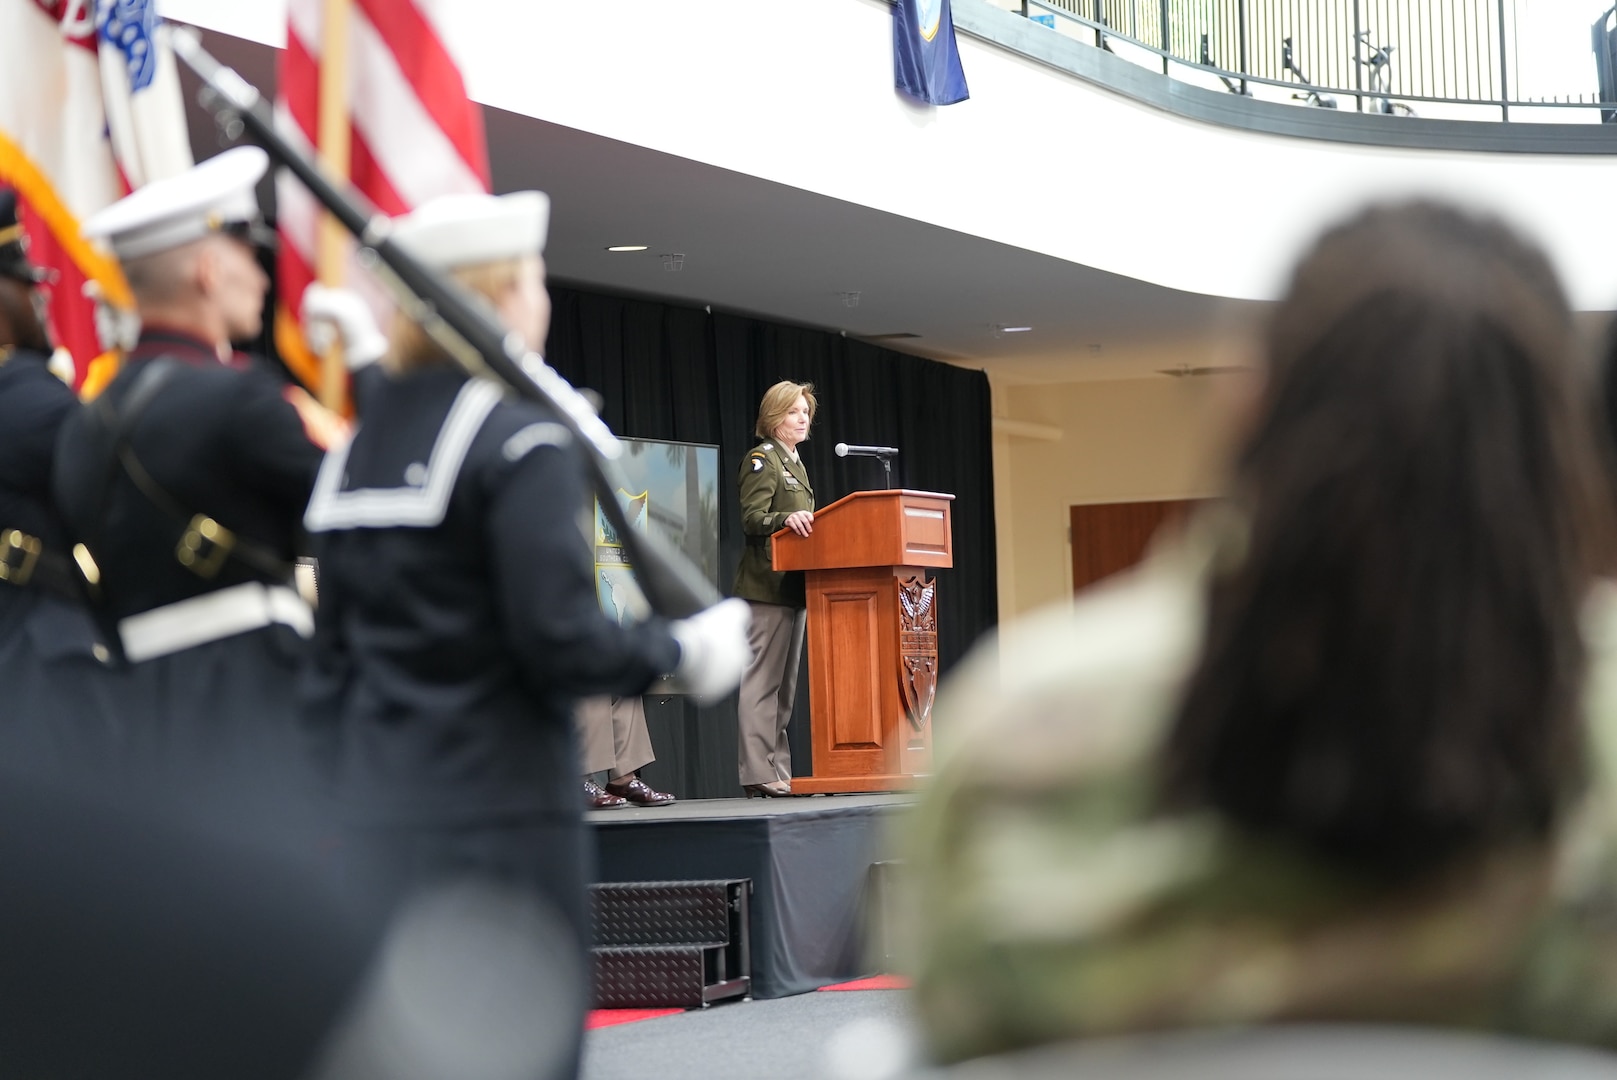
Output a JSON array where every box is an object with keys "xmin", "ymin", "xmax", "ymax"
[{"xmin": 894, "ymin": 0, "xmax": 970, "ymax": 106}]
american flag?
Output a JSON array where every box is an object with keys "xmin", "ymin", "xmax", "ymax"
[{"xmin": 275, "ymin": 0, "xmax": 491, "ymax": 404}]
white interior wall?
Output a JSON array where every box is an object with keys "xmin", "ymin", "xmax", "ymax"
[
  {"xmin": 158, "ymin": 0, "xmax": 1613, "ymax": 625},
  {"xmin": 161, "ymin": 0, "xmax": 1617, "ymax": 309},
  {"xmin": 990, "ymin": 334, "xmax": 1253, "ymax": 619}
]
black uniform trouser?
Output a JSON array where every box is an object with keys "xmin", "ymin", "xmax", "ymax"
[
  {"xmin": 0, "ymin": 591, "xmax": 124, "ymax": 771},
  {"xmin": 342, "ymin": 813, "xmax": 592, "ymax": 1080}
]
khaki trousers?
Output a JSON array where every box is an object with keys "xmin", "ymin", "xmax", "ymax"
[
  {"xmin": 737, "ymin": 601, "xmax": 807, "ymax": 786},
  {"xmin": 574, "ymin": 695, "xmax": 655, "ymax": 779}
]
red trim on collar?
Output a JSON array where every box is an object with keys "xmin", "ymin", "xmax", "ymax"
[{"xmin": 126, "ymin": 325, "xmax": 224, "ymax": 367}]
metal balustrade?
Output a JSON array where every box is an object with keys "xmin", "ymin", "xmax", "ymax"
[{"xmin": 1008, "ymin": 0, "xmax": 1617, "ymax": 122}]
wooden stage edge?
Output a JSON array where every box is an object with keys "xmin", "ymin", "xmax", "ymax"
[{"xmin": 789, "ymin": 774, "xmax": 926, "ymax": 795}]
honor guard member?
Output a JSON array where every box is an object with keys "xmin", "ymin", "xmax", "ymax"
[
  {"xmin": 732, "ymin": 383, "xmax": 816, "ymax": 797},
  {"xmin": 0, "ymin": 189, "xmax": 122, "ymax": 763},
  {"xmin": 298, "ymin": 190, "xmax": 750, "ymax": 1049},
  {"xmin": 52, "ymin": 148, "xmax": 325, "ymax": 780}
]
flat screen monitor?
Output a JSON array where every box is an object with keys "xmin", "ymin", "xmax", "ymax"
[{"xmin": 593, "ymin": 438, "xmax": 721, "ymax": 641}]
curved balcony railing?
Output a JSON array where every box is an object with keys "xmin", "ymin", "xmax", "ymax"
[{"xmin": 1011, "ymin": 0, "xmax": 1617, "ymax": 122}]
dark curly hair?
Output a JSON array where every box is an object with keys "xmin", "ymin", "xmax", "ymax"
[{"xmin": 1163, "ymin": 201, "xmax": 1615, "ymax": 878}]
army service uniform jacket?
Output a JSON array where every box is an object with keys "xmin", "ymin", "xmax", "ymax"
[{"xmin": 731, "ymin": 441, "xmax": 814, "ymax": 608}]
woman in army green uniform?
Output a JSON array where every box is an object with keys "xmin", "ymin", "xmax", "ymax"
[{"xmin": 732, "ymin": 381, "xmax": 816, "ymax": 797}]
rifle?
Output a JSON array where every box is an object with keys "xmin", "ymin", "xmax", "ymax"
[{"xmin": 169, "ymin": 29, "xmax": 720, "ymax": 619}]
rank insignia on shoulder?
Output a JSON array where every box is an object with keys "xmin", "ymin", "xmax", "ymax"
[
  {"xmin": 751, "ymin": 456, "xmax": 765, "ymax": 472},
  {"xmin": 760, "ymin": 443, "xmax": 773, "ymax": 451}
]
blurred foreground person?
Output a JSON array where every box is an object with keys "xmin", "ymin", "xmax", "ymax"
[
  {"xmin": 0, "ymin": 189, "xmax": 122, "ymax": 762},
  {"xmin": 906, "ymin": 202, "xmax": 1617, "ymax": 1062},
  {"xmin": 300, "ymin": 191, "xmax": 747, "ymax": 1077},
  {"xmin": 52, "ymin": 147, "xmax": 324, "ymax": 780},
  {"xmin": 0, "ymin": 762, "xmax": 376, "ymax": 1080},
  {"xmin": 0, "ymin": 756, "xmax": 584, "ymax": 1080}
]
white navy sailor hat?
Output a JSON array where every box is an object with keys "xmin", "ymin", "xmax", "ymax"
[
  {"xmin": 391, "ymin": 191, "xmax": 550, "ymax": 270},
  {"xmin": 82, "ymin": 146, "xmax": 274, "ymax": 261}
]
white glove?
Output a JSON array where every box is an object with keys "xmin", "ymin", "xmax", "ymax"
[
  {"xmin": 301, "ymin": 284, "xmax": 389, "ymax": 370},
  {"xmin": 669, "ymin": 598, "xmax": 752, "ymax": 703},
  {"xmin": 85, "ymin": 280, "xmax": 140, "ymax": 353}
]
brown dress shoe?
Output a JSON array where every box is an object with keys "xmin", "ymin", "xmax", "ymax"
[
  {"xmin": 606, "ymin": 775, "xmax": 676, "ymax": 807},
  {"xmin": 584, "ymin": 778, "xmax": 629, "ymax": 810}
]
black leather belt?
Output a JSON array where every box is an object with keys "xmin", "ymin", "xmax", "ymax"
[{"xmin": 0, "ymin": 528, "xmax": 87, "ymax": 602}]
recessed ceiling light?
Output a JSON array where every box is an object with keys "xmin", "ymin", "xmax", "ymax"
[
  {"xmin": 606, "ymin": 245, "xmax": 648, "ymax": 252},
  {"xmin": 1000, "ymin": 325, "xmax": 1033, "ymax": 333}
]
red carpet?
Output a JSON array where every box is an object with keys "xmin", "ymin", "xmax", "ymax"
[
  {"xmin": 586, "ymin": 1008, "xmax": 684, "ymax": 1029},
  {"xmin": 586, "ymin": 975, "xmax": 906, "ymax": 1026},
  {"xmin": 817, "ymin": 974, "xmax": 910, "ymax": 991}
]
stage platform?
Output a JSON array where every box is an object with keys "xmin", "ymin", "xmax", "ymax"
[{"xmin": 587, "ymin": 794, "xmax": 912, "ymax": 999}]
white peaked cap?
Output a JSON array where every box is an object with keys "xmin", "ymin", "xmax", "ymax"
[
  {"xmin": 83, "ymin": 146, "xmax": 270, "ymax": 261},
  {"xmin": 391, "ymin": 191, "xmax": 550, "ymax": 270}
]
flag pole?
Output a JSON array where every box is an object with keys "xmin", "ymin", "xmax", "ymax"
[{"xmin": 314, "ymin": 0, "xmax": 352, "ymax": 411}]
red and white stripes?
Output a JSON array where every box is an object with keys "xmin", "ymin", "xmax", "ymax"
[{"xmin": 276, "ymin": 0, "xmax": 489, "ymax": 393}]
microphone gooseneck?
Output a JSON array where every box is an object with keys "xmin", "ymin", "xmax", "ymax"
[{"xmin": 834, "ymin": 443, "xmax": 900, "ymax": 458}]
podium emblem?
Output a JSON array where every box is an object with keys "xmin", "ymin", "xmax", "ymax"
[{"xmin": 898, "ymin": 576, "xmax": 938, "ymax": 733}]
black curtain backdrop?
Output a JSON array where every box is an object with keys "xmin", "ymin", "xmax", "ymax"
[{"xmin": 547, "ymin": 285, "xmax": 998, "ymax": 800}]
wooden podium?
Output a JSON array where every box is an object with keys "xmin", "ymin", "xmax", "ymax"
[{"xmin": 771, "ymin": 489, "xmax": 954, "ymax": 794}]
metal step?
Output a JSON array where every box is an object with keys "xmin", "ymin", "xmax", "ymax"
[
  {"xmin": 592, "ymin": 943, "xmax": 751, "ymax": 1008},
  {"xmin": 590, "ymin": 880, "xmax": 746, "ymax": 946},
  {"xmin": 589, "ymin": 880, "xmax": 752, "ymax": 1008}
]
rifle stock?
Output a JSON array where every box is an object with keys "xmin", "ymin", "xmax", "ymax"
[{"xmin": 170, "ymin": 29, "xmax": 721, "ymax": 620}]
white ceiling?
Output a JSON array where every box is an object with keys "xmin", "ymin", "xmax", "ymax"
[
  {"xmin": 485, "ymin": 107, "xmax": 1261, "ymax": 383},
  {"xmin": 191, "ymin": 28, "xmax": 1254, "ymax": 385}
]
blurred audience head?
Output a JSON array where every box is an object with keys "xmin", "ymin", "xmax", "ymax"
[
  {"xmin": 1165, "ymin": 200, "xmax": 1614, "ymax": 878},
  {"xmin": 1598, "ymin": 316, "xmax": 1617, "ymax": 495}
]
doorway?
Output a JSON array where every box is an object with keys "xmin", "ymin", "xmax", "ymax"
[{"xmin": 1069, "ymin": 499, "xmax": 1205, "ymax": 594}]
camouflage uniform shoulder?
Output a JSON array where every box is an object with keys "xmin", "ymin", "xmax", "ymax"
[{"xmin": 931, "ymin": 530, "xmax": 1213, "ymax": 790}]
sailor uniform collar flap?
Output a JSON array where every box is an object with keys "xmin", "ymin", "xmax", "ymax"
[{"xmin": 304, "ymin": 378, "xmax": 503, "ymax": 532}]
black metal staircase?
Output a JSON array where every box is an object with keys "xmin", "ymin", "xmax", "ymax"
[{"xmin": 589, "ymin": 880, "xmax": 752, "ymax": 1008}]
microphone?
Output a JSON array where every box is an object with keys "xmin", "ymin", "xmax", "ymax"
[{"xmin": 835, "ymin": 442, "xmax": 899, "ymax": 458}]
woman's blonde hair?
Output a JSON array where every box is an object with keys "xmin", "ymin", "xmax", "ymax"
[
  {"xmin": 384, "ymin": 258, "xmax": 523, "ymax": 374},
  {"xmin": 755, "ymin": 380, "xmax": 817, "ymax": 441}
]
